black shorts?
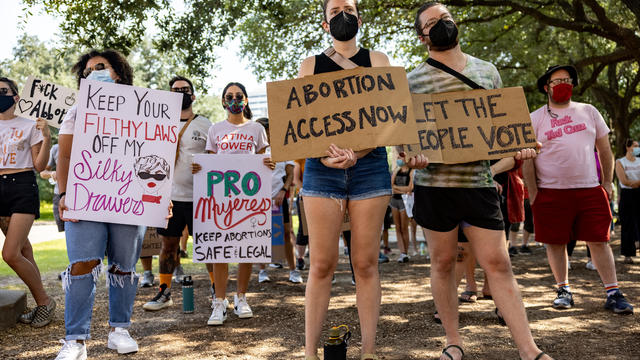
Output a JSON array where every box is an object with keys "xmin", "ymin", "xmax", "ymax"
[
  {"xmin": 296, "ymin": 196, "xmax": 309, "ymax": 246},
  {"xmin": 413, "ymin": 185, "xmax": 504, "ymax": 232},
  {"xmin": 281, "ymin": 197, "xmax": 290, "ymax": 224},
  {"xmin": 157, "ymin": 201, "xmax": 193, "ymax": 237},
  {"xmin": 383, "ymin": 205, "xmax": 393, "ymax": 230},
  {"xmin": 0, "ymin": 171, "xmax": 40, "ymax": 219},
  {"xmin": 510, "ymin": 198, "xmax": 534, "ymax": 234}
]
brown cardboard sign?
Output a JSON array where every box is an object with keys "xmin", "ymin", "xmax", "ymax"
[
  {"xmin": 140, "ymin": 227, "xmax": 162, "ymax": 257},
  {"xmin": 267, "ymin": 67, "xmax": 418, "ymax": 162},
  {"xmin": 403, "ymin": 87, "xmax": 537, "ymax": 164}
]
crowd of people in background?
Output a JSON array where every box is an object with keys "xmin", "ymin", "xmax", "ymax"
[{"xmin": 1, "ymin": 1, "xmax": 637, "ymax": 360}]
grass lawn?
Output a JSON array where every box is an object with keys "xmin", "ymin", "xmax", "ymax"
[{"xmin": 39, "ymin": 201, "xmax": 54, "ymax": 222}]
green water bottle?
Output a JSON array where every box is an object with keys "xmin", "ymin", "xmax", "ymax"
[{"xmin": 182, "ymin": 275, "xmax": 194, "ymax": 313}]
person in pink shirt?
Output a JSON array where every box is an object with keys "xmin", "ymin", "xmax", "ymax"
[{"xmin": 523, "ymin": 65, "xmax": 633, "ymax": 314}]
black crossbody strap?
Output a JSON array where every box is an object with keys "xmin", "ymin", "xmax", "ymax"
[{"xmin": 426, "ymin": 57, "xmax": 485, "ymax": 90}]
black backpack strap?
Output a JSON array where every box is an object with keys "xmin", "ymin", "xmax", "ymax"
[{"xmin": 426, "ymin": 57, "xmax": 485, "ymax": 90}]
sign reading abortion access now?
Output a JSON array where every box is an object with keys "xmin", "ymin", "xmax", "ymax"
[
  {"xmin": 16, "ymin": 76, "xmax": 78, "ymax": 128},
  {"xmin": 266, "ymin": 67, "xmax": 418, "ymax": 162},
  {"xmin": 192, "ymin": 154, "xmax": 272, "ymax": 263},
  {"xmin": 403, "ymin": 87, "xmax": 537, "ymax": 163},
  {"xmin": 63, "ymin": 79, "xmax": 181, "ymax": 228}
]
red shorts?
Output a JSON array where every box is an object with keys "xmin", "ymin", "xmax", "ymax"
[{"xmin": 532, "ymin": 186, "xmax": 611, "ymax": 244}]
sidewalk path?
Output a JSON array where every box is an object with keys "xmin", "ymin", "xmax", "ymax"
[{"xmin": 0, "ymin": 221, "xmax": 63, "ymax": 246}]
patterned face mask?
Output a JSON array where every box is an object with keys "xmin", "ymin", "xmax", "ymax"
[{"xmin": 225, "ymin": 99, "xmax": 246, "ymax": 114}]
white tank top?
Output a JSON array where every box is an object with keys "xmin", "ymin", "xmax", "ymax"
[{"xmin": 617, "ymin": 156, "xmax": 640, "ymax": 189}]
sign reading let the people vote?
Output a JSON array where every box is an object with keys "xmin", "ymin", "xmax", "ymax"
[
  {"xmin": 404, "ymin": 87, "xmax": 537, "ymax": 163},
  {"xmin": 64, "ymin": 79, "xmax": 181, "ymax": 228},
  {"xmin": 16, "ymin": 76, "xmax": 78, "ymax": 128},
  {"xmin": 266, "ymin": 67, "xmax": 418, "ymax": 162},
  {"xmin": 192, "ymin": 154, "xmax": 272, "ymax": 263}
]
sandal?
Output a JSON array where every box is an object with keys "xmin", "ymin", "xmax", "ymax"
[
  {"xmin": 442, "ymin": 344, "xmax": 464, "ymax": 360},
  {"xmin": 433, "ymin": 310, "xmax": 441, "ymax": 324},
  {"xmin": 361, "ymin": 354, "xmax": 378, "ymax": 360},
  {"xmin": 495, "ymin": 307, "xmax": 506, "ymax": 326},
  {"xmin": 459, "ymin": 290, "xmax": 477, "ymax": 303},
  {"xmin": 521, "ymin": 352, "xmax": 547, "ymax": 360}
]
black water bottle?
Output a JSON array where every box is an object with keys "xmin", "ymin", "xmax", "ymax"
[{"xmin": 323, "ymin": 325, "xmax": 350, "ymax": 360}]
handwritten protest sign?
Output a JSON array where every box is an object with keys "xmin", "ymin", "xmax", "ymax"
[
  {"xmin": 266, "ymin": 67, "xmax": 418, "ymax": 162},
  {"xmin": 192, "ymin": 154, "xmax": 272, "ymax": 263},
  {"xmin": 63, "ymin": 79, "xmax": 181, "ymax": 228},
  {"xmin": 403, "ymin": 87, "xmax": 537, "ymax": 163},
  {"xmin": 140, "ymin": 227, "xmax": 162, "ymax": 257},
  {"xmin": 16, "ymin": 76, "xmax": 77, "ymax": 128}
]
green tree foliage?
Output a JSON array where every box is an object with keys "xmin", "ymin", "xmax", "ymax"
[{"xmin": 22, "ymin": 0, "xmax": 640, "ymax": 155}]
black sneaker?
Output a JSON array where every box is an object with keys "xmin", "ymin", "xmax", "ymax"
[
  {"xmin": 508, "ymin": 246, "xmax": 519, "ymax": 257},
  {"xmin": 604, "ymin": 290, "xmax": 633, "ymax": 314},
  {"xmin": 552, "ymin": 287, "xmax": 574, "ymax": 309},
  {"xmin": 296, "ymin": 258, "xmax": 305, "ymax": 271},
  {"xmin": 142, "ymin": 284, "xmax": 173, "ymax": 311},
  {"xmin": 179, "ymin": 249, "xmax": 188, "ymax": 258},
  {"xmin": 519, "ymin": 245, "xmax": 532, "ymax": 255}
]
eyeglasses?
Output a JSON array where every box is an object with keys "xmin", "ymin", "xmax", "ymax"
[
  {"xmin": 422, "ymin": 14, "xmax": 453, "ymax": 34},
  {"xmin": 138, "ymin": 172, "xmax": 167, "ymax": 181},
  {"xmin": 548, "ymin": 78, "xmax": 573, "ymax": 86},
  {"xmin": 0, "ymin": 88, "xmax": 13, "ymax": 96},
  {"xmin": 171, "ymin": 86, "xmax": 192, "ymax": 94},
  {"xmin": 83, "ymin": 63, "xmax": 109, "ymax": 78},
  {"xmin": 225, "ymin": 93, "xmax": 244, "ymax": 102}
]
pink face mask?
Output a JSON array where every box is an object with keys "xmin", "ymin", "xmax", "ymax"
[{"xmin": 551, "ymin": 83, "xmax": 573, "ymax": 103}]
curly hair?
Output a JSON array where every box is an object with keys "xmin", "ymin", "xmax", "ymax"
[{"xmin": 71, "ymin": 49, "xmax": 134, "ymax": 89}]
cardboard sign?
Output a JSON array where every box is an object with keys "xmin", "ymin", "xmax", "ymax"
[
  {"xmin": 266, "ymin": 67, "xmax": 418, "ymax": 162},
  {"xmin": 271, "ymin": 204, "xmax": 285, "ymax": 263},
  {"xmin": 192, "ymin": 154, "xmax": 272, "ymax": 263},
  {"xmin": 298, "ymin": 196, "xmax": 350, "ymax": 236},
  {"xmin": 16, "ymin": 76, "xmax": 78, "ymax": 128},
  {"xmin": 140, "ymin": 227, "xmax": 162, "ymax": 257},
  {"xmin": 403, "ymin": 87, "xmax": 537, "ymax": 164},
  {"xmin": 64, "ymin": 79, "xmax": 181, "ymax": 228}
]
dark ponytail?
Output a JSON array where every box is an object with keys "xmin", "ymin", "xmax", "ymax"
[
  {"xmin": 625, "ymin": 138, "xmax": 634, "ymax": 148},
  {"xmin": 221, "ymin": 82, "xmax": 253, "ymax": 120}
]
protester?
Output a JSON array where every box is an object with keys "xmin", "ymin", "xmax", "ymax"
[
  {"xmin": 390, "ymin": 159, "xmax": 413, "ymax": 263},
  {"xmin": 406, "ymin": 3, "xmax": 549, "ymax": 360},
  {"xmin": 523, "ymin": 64, "xmax": 633, "ymax": 315},
  {"xmin": 293, "ymin": 160, "xmax": 309, "ymax": 270},
  {"xmin": 296, "ymin": 1, "xmax": 403, "ymax": 358},
  {"xmin": 143, "ymin": 75, "xmax": 211, "ymax": 311},
  {"xmin": 255, "ymin": 117, "xmax": 303, "ymax": 284},
  {"xmin": 55, "ymin": 49, "xmax": 171, "ymax": 359},
  {"xmin": 615, "ymin": 139, "xmax": 640, "ymax": 264},
  {"xmin": 40, "ymin": 143, "xmax": 64, "ymax": 233},
  {"xmin": 0, "ymin": 76, "xmax": 55, "ymax": 328},
  {"xmin": 192, "ymin": 81, "xmax": 274, "ymax": 326}
]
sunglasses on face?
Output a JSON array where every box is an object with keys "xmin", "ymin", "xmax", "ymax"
[
  {"xmin": 0, "ymin": 88, "xmax": 13, "ymax": 96},
  {"xmin": 171, "ymin": 86, "xmax": 192, "ymax": 94},
  {"xmin": 83, "ymin": 63, "xmax": 109, "ymax": 78},
  {"xmin": 138, "ymin": 172, "xmax": 167, "ymax": 181},
  {"xmin": 225, "ymin": 93, "xmax": 244, "ymax": 102}
]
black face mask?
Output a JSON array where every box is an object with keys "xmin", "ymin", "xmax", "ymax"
[
  {"xmin": 0, "ymin": 95, "xmax": 16, "ymax": 113},
  {"xmin": 329, "ymin": 11, "xmax": 359, "ymax": 41},
  {"xmin": 181, "ymin": 93, "xmax": 193, "ymax": 110},
  {"xmin": 429, "ymin": 19, "xmax": 459, "ymax": 50}
]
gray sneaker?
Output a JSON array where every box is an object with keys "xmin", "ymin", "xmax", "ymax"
[
  {"xmin": 31, "ymin": 298, "xmax": 56, "ymax": 328},
  {"xmin": 19, "ymin": 307, "xmax": 37, "ymax": 324},
  {"xmin": 143, "ymin": 284, "xmax": 173, "ymax": 311},
  {"xmin": 173, "ymin": 265, "xmax": 185, "ymax": 284},
  {"xmin": 552, "ymin": 287, "xmax": 574, "ymax": 309},
  {"xmin": 289, "ymin": 270, "xmax": 303, "ymax": 283},
  {"xmin": 140, "ymin": 270, "xmax": 154, "ymax": 288}
]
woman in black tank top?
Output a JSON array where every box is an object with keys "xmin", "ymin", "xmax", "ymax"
[{"xmin": 297, "ymin": 1, "xmax": 391, "ymax": 359}]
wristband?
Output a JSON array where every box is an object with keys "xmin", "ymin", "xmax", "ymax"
[{"xmin": 59, "ymin": 192, "xmax": 66, "ymax": 197}]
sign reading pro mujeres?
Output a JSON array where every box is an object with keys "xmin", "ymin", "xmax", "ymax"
[
  {"xmin": 404, "ymin": 87, "xmax": 537, "ymax": 163},
  {"xmin": 267, "ymin": 67, "xmax": 418, "ymax": 162}
]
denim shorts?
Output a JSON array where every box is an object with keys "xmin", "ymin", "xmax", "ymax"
[{"xmin": 301, "ymin": 147, "xmax": 391, "ymax": 200}]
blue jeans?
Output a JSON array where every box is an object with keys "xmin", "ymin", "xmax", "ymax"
[{"xmin": 62, "ymin": 221, "xmax": 145, "ymax": 340}]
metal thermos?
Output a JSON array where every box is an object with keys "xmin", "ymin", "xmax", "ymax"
[{"xmin": 182, "ymin": 275, "xmax": 194, "ymax": 313}]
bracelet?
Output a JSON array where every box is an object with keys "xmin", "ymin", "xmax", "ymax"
[{"xmin": 59, "ymin": 192, "xmax": 66, "ymax": 197}]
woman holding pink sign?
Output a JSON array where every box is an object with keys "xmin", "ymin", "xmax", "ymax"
[
  {"xmin": 192, "ymin": 81, "xmax": 275, "ymax": 326},
  {"xmin": 0, "ymin": 76, "xmax": 55, "ymax": 328}
]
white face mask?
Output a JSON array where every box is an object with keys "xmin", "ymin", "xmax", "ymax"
[{"xmin": 86, "ymin": 69, "xmax": 115, "ymax": 83}]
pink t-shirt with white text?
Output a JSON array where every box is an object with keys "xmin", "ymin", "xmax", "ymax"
[
  {"xmin": 531, "ymin": 101, "xmax": 609, "ymax": 189},
  {"xmin": 205, "ymin": 120, "xmax": 268, "ymax": 154}
]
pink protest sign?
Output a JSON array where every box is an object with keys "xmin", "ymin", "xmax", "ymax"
[
  {"xmin": 192, "ymin": 154, "xmax": 273, "ymax": 263},
  {"xmin": 63, "ymin": 79, "xmax": 181, "ymax": 228}
]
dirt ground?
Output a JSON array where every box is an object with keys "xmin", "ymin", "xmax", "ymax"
[{"xmin": 1, "ymin": 234, "xmax": 639, "ymax": 359}]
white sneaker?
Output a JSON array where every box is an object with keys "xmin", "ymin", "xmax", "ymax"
[
  {"xmin": 173, "ymin": 265, "xmax": 185, "ymax": 284},
  {"xmin": 258, "ymin": 269, "xmax": 270, "ymax": 283},
  {"xmin": 107, "ymin": 327, "xmax": 138, "ymax": 354},
  {"xmin": 586, "ymin": 260, "xmax": 597, "ymax": 271},
  {"xmin": 207, "ymin": 298, "xmax": 227, "ymax": 326},
  {"xmin": 568, "ymin": 260, "xmax": 572, "ymax": 270},
  {"xmin": 289, "ymin": 270, "xmax": 303, "ymax": 283},
  {"xmin": 55, "ymin": 339, "xmax": 87, "ymax": 360},
  {"xmin": 397, "ymin": 253, "xmax": 409, "ymax": 263},
  {"xmin": 233, "ymin": 294, "xmax": 253, "ymax": 318}
]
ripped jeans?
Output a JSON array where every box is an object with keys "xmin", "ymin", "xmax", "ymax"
[{"xmin": 62, "ymin": 221, "xmax": 145, "ymax": 340}]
